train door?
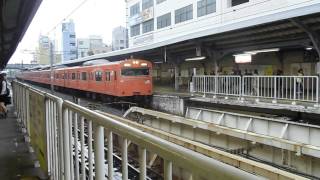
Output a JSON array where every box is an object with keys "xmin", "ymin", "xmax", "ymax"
[{"xmin": 105, "ymin": 70, "xmax": 112, "ymax": 94}]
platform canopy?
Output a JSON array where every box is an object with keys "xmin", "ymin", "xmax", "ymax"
[{"xmin": 0, "ymin": 0, "xmax": 42, "ymax": 69}]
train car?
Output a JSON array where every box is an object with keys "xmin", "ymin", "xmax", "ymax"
[{"xmin": 17, "ymin": 59, "xmax": 153, "ymax": 102}]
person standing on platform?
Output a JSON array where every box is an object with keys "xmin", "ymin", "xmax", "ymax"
[
  {"xmin": 296, "ymin": 68, "xmax": 304, "ymax": 98},
  {"xmin": 0, "ymin": 72, "xmax": 9, "ymax": 118}
]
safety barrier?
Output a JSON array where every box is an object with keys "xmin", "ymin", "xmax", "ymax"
[
  {"xmin": 12, "ymin": 81, "xmax": 259, "ymax": 180},
  {"xmin": 193, "ymin": 76, "xmax": 242, "ymax": 97},
  {"xmin": 192, "ymin": 75, "xmax": 319, "ymax": 104},
  {"xmin": 243, "ymin": 76, "xmax": 319, "ymax": 103}
]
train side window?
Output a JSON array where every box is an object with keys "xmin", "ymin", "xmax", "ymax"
[
  {"xmin": 95, "ymin": 71, "xmax": 102, "ymax": 81},
  {"xmin": 106, "ymin": 71, "xmax": 111, "ymax": 81},
  {"xmin": 81, "ymin": 72, "xmax": 87, "ymax": 80},
  {"xmin": 114, "ymin": 71, "xmax": 117, "ymax": 80},
  {"xmin": 72, "ymin": 73, "xmax": 76, "ymax": 80}
]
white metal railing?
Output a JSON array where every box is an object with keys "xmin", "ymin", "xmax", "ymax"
[
  {"xmin": 192, "ymin": 75, "xmax": 319, "ymax": 104},
  {"xmin": 193, "ymin": 76, "xmax": 242, "ymax": 97},
  {"xmin": 12, "ymin": 81, "xmax": 259, "ymax": 180},
  {"xmin": 242, "ymin": 76, "xmax": 319, "ymax": 103}
]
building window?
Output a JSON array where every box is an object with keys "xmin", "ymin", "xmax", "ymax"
[
  {"xmin": 231, "ymin": 0, "xmax": 249, "ymax": 6},
  {"xmin": 131, "ymin": 24, "xmax": 140, "ymax": 37},
  {"xmin": 143, "ymin": 19, "xmax": 154, "ymax": 33},
  {"xmin": 79, "ymin": 41, "xmax": 84, "ymax": 45},
  {"xmin": 69, "ymin": 34, "xmax": 76, "ymax": 38},
  {"xmin": 70, "ymin": 50, "xmax": 77, "ymax": 55},
  {"xmin": 197, "ymin": 0, "xmax": 216, "ymax": 17},
  {"xmin": 81, "ymin": 72, "xmax": 87, "ymax": 80},
  {"xmin": 70, "ymin": 42, "xmax": 76, "ymax": 46},
  {"xmin": 156, "ymin": 0, "xmax": 166, "ymax": 4},
  {"xmin": 175, "ymin": 4, "xmax": 193, "ymax": 24},
  {"xmin": 130, "ymin": 3, "xmax": 140, "ymax": 16},
  {"xmin": 142, "ymin": 0, "xmax": 153, "ymax": 10},
  {"xmin": 157, "ymin": 13, "xmax": 171, "ymax": 29},
  {"xmin": 95, "ymin": 71, "xmax": 102, "ymax": 81}
]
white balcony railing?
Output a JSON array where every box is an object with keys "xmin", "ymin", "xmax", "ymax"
[{"xmin": 12, "ymin": 81, "xmax": 259, "ymax": 180}]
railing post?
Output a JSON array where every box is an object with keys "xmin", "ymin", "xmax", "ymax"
[
  {"xmin": 164, "ymin": 160, "xmax": 172, "ymax": 180},
  {"xmin": 139, "ymin": 147, "xmax": 147, "ymax": 180},
  {"xmin": 88, "ymin": 120, "xmax": 94, "ymax": 180},
  {"xmin": 273, "ymin": 76, "xmax": 277, "ymax": 104},
  {"xmin": 256, "ymin": 77, "xmax": 260, "ymax": 102},
  {"xmin": 122, "ymin": 138, "xmax": 128, "ymax": 180},
  {"xmin": 62, "ymin": 108, "xmax": 71, "ymax": 180},
  {"xmin": 203, "ymin": 76, "xmax": 206, "ymax": 97},
  {"xmin": 316, "ymin": 76, "xmax": 319, "ymax": 106},
  {"xmin": 74, "ymin": 113, "xmax": 79, "ymax": 180},
  {"xmin": 80, "ymin": 117, "xmax": 86, "ymax": 180},
  {"xmin": 108, "ymin": 130, "xmax": 114, "ymax": 180},
  {"xmin": 293, "ymin": 77, "xmax": 297, "ymax": 105},
  {"xmin": 68, "ymin": 111, "xmax": 74, "ymax": 180},
  {"xmin": 45, "ymin": 99, "xmax": 51, "ymax": 177},
  {"xmin": 94, "ymin": 125, "xmax": 105, "ymax": 180},
  {"xmin": 214, "ymin": 76, "xmax": 217, "ymax": 98},
  {"xmin": 56, "ymin": 99, "xmax": 64, "ymax": 180}
]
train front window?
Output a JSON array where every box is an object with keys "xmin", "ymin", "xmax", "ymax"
[{"xmin": 121, "ymin": 68, "xmax": 149, "ymax": 76}]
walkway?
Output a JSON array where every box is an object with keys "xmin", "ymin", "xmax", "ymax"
[{"xmin": 0, "ymin": 105, "xmax": 43, "ymax": 180}]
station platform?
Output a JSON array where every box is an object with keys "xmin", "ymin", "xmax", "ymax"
[{"xmin": 0, "ymin": 105, "xmax": 43, "ymax": 180}]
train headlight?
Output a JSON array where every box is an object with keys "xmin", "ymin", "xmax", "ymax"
[
  {"xmin": 145, "ymin": 80, "xmax": 150, "ymax": 84},
  {"xmin": 124, "ymin": 63, "xmax": 131, "ymax": 67},
  {"xmin": 141, "ymin": 63, "xmax": 147, "ymax": 67}
]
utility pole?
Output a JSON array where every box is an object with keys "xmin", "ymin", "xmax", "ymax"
[{"xmin": 50, "ymin": 42, "xmax": 54, "ymax": 93}]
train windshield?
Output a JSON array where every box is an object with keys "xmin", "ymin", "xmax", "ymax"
[{"xmin": 121, "ymin": 68, "xmax": 149, "ymax": 76}]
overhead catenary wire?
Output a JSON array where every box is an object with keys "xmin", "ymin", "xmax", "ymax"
[{"xmin": 45, "ymin": 0, "xmax": 90, "ymax": 36}]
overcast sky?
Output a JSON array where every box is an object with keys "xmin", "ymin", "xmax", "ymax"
[{"xmin": 9, "ymin": 0, "xmax": 126, "ymax": 64}]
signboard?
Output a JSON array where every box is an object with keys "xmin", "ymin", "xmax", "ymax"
[
  {"xmin": 133, "ymin": 33, "xmax": 154, "ymax": 45},
  {"xmin": 129, "ymin": 7, "xmax": 154, "ymax": 26},
  {"xmin": 29, "ymin": 91, "xmax": 48, "ymax": 174}
]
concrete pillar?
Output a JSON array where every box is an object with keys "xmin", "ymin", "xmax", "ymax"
[
  {"xmin": 174, "ymin": 65, "xmax": 180, "ymax": 91},
  {"xmin": 193, "ymin": 68, "xmax": 197, "ymax": 76},
  {"xmin": 277, "ymin": 51, "xmax": 284, "ymax": 73}
]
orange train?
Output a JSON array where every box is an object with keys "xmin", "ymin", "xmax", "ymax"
[{"xmin": 18, "ymin": 59, "xmax": 153, "ymax": 101}]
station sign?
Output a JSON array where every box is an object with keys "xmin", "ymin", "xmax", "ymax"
[{"xmin": 129, "ymin": 7, "xmax": 154, "ymax": 26}]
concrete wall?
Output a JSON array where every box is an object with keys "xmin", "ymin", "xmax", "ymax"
[{"xmin": 151, "ymin": 95, "xmax": 185, "ymax": 116}]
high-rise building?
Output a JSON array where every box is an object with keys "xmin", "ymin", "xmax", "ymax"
[
  {"xmin": 77, "ymin": 35, "xmax": 111, "ymax": 58},
  {"xmin": 61, "ymin": 20, "xmax": 77, "ymax": 62},
  {"xmin": 77, "ymin": 38, "xmax": 90, "ymax": 58},
  {"xmin": 37, "ymin": 35, "xmax": 50, "ymax": 65},
  {"xmin": 112, "ymin": 26, "xmax": 128, "ymax": 51},
  {"xmin": 89, "ymin": 35, "xmax": 104, "ymax": 50}
]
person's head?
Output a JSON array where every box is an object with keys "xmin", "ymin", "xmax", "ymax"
[
  {"xmin": 254, "ymin": 69, "xmax": 258, "ymax": 74},
  {"xmin": 298, "ymin": 68, "xmax": 303, "ymax": 73}
]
